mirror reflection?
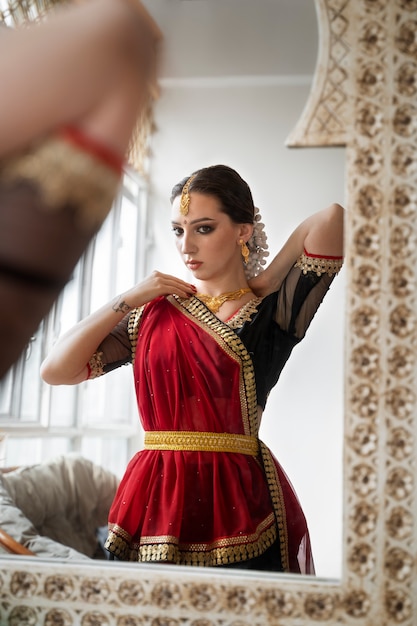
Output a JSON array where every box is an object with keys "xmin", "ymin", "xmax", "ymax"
[{"xmin": 0, "ymin": 0, "xmax": 346, "ymax": 579}]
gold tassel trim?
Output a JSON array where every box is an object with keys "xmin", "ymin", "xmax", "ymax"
[
  {"xmin": 105, "ymin": 516, "xmax": 277, "ymax": 566},
  {"xmin": 295, "ymin": 252, "xmax": 343, "ymax": 277}
]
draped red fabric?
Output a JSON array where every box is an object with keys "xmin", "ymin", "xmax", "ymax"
[
  {"xmin": 107, "ymin": 296, "xmax": 314, "ymax": 573},
  {"xmin": 272, "ymin": 454, "xmax": 315, "ymax": 575}
]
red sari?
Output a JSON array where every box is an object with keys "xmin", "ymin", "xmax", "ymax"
[{"xmin": 94, "ymin": 251, "xmax": 343, "ymax": 573}]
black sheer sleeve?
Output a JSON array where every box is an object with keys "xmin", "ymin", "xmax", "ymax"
[
  {"xmin": 236, "ymin": 250, "xmax": 343, "ymax": 409},
  {"xmin": 275, "ymin": 250, "xmax": 343, "ymax": 339},
  {"xmin": 87, "ymin": 312, "xmax": 133, "ymax": 379}
]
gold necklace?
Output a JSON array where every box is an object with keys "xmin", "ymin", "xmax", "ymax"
[{"xmin": 196, "ymin": 288, "xmax": 252, "ymax": 314}]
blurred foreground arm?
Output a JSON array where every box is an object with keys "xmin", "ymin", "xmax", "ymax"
[{"xmin": 0, "ymin": 0, "xmax": 161, "ymax": 378}]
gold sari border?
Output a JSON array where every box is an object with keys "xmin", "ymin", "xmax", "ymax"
[
  {"xmin": 128, "ymin": 304, "xmax": 146, "ymax": 362},
  {"xmin": 259, "ymin": 441, "xmax": 290, "ymax": 572},
  {"xmin": 144, "ymin": 430, "xmax": 259, "ymax": 456},
  {"xmin": 105, "ymin": 517, "xmax": 277, "ymax": 566}
]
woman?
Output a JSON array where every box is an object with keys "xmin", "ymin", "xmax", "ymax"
[
  {"xmin": 0, "ymin": 0, "xmax": 160, "ymax": 375},
  {"xmin": 41, "ymin": 165, "xmax": 344, "ymax": 573}
]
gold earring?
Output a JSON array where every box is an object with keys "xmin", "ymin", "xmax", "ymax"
[{"xmin": 240, "ymin": 239, "xmax": 250, "ymax": 264}]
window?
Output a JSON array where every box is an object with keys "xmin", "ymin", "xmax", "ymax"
[{"xmin": 0, "ymin": 168, "xmax": 149, "ymax": 477}]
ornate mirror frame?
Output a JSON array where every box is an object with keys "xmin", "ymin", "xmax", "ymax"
[{"xmin": 1, "ymin": 1, "xmax": 417, "ymax": 624}]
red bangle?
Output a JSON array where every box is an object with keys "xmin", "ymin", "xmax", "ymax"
[
  {"xmin": 59, "ymin": 126, "xmax": 124, "ymax": 175},
  {"xmin": 304, "ymin": 247, "xmax": 343, "ymax": 260}
]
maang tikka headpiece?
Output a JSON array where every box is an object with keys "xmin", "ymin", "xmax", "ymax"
[{"xmin": 179, "ymin": 174, "xmax": 196, "ymax": 216}]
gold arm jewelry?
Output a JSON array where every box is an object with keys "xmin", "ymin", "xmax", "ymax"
[
  {"xmin": 196, "ymin": 287, "xmax": 252, "ymax": 314},
  {"xmin": 240, "ymin": 239, "xmax": 250, "ymax": 264},
  {"xmin": 179, "ymin": 174, "xmax": 196, "ymax": 215},
  {"xmin": 295, "ymin": 252, "xmax": 344, "ymax": 276},
  {"xmin": 144, "ymin": 431, "xmax": 259, "ymax": 456}
]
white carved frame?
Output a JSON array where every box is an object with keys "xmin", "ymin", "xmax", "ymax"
[{"xmin": 1, "ymin": 1, "xmax": 417, "ymax": 624}]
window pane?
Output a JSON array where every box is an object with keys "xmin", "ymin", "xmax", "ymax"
[
  {"xmin": 20, "ymin": 333, "xmax": 43, "ymax": 422},
  {"xmin": 49, "ymin": 384, "xmax": 77, "ymax": 428},
  {"xmin": 0, "ymin": 370, "xmax": 13, "ymax": 415},
  {"xmin": 90, "ymin": 211, "xmax": 114, "ymax": 311},
  {"xmin": 115, "ymin": 196, "xmax": 139, "ymax": 294},
  {"xmin": 57, "ymin": 264, "xmax": 82, "ymax": 334},
  {"xmin": 41, "ymin": 438, "xmax": 73, "ymax": 461},
  {"xmin": 4, "ymin": 437, "xmax": 43, "ymax": 466},
  {"xmin": 82, "ymin": 367, "xmax": 135, "ymax": 427},
  {"xmin": 81, "ymin": 436, "xmax": 133, "ymax": 478},
  {"xmin": 4, "ymin": 437, "xmax": 75, "ymax": 467}
]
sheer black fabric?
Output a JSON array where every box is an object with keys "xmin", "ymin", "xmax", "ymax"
[{"xmin": 236, "ymin": 264, "xmax": 336, "ymax": 409}]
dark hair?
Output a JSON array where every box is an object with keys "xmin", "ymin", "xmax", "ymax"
[{"xmin": 170, "ymin": 165, "xmax": 255, "ymax": 224}]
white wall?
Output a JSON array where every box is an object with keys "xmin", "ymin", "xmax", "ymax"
[{"xmin": 146, "ymin": 78, "xmax": 346, "ymax": 579}]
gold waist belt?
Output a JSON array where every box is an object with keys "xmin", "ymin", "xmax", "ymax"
[{"xmin": 144, "ymin": 431, "xmax": 259, "ymax": 456}]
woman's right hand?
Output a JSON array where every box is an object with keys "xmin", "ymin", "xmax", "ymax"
[
  {"xmin": 40, "ymin": 271, "xmax": 195, "ymax": 385},
  {"xmin": 122, "ymin": 271, "xmax": 196, "ymax": 308}
]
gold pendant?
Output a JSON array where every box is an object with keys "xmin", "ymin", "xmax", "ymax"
[{"xmin": 196, "ymin": 288, "xmax": 252, "ymax": 313}]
